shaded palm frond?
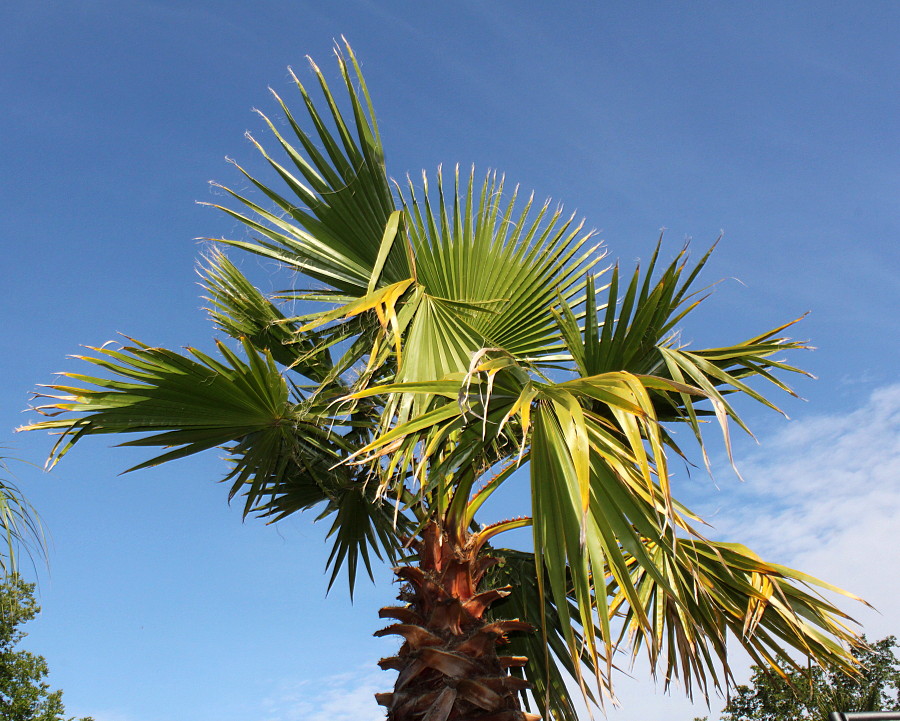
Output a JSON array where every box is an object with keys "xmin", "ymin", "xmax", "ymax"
[
  {"xmin": 486, "ymin": 548, "xmax": 602, "ymax": 721},
  {"xmin": 19, "ymin": 338, "xmax": 350, "ymax": 515},
  {"xmin": 200, "ymin": 249, "xmax": 334, "ymax": 383}
]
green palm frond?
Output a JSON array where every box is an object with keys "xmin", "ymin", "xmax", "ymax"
[
  {"xmin": 317, "ymin": 482, "xmax": 410, "ymax": 597},
  {"xmin": 554, "ymin": 245, "xmax": 812, "ymax": 475},
  {"xmin": 608, "ymin": 538, "xmax": 864, "ymax": 699},
  {"xmin": 202, "ymin": 42, "xmax": 407, "ymax": 294},
  {"xmin": 18, "ymin": 338, "xmax": 354, "ymax": 517},
  {"xmin": 658, "ymin": 320, "xmax": 810, "ymax": 434},
  {"xmin": 397, "ymin": 166, "xmax": 604, "ymax": 381},
  {"xmin": 21, "ymin": 337, "xmax": 298, "ymax": 471},
  {"xmin": 201, "ymin": 249, "xmax": 334, "ymax": 382},
  {"xmin": 528, "ymin": 372, "xmax": 690, "ymax": 695},
  {"xmin": 554, "ymin": 239, "xmax": 710, "ymax": 378},
  {"xmin": 19, "ymin": 334, "xmax": 397, "ymax": 593},
  {"xmin": 0, "ymin": 456, "xmax": 45, "ymax": 577}
]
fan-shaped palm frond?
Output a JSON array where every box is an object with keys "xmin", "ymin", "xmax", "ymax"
[{"xmin": 204, "ymin": 45, "xmax": 405, "ymax": 294}]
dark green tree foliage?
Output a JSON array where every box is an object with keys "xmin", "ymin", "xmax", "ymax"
[
  {"xmin": 0, "ymin": 578, "xmax": 92, "ymax": 721},
  {"xmin": 719, "ymin": 636, "xmax": 900, "ymax": 721}
]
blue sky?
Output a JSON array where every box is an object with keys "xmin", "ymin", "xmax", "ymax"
[{"xmin": 2, "ymin": 2, "xmax": 898, "ymax": 719}]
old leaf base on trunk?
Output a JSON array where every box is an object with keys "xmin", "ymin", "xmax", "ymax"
[{"xmin": 375, "ymin": 523, "xmax": 541, "ymax": 721}]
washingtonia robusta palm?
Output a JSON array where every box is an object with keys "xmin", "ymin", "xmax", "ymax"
[{"xmin": 22, "ymin": 43, "xmax": 864, "ymax": 721}]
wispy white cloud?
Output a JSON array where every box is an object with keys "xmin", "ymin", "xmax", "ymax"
[
  {"xmin": 261, "ymin": 666, "xmax": 390, "ymax": 721},
  {"xmin": 704, "ymin": 383, "xmax": 900, "ymax": 637}
]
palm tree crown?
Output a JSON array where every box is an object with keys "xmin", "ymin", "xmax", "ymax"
[{"xmin": 22, "ymin": 42, "xmax": 863, "ymax": 721}]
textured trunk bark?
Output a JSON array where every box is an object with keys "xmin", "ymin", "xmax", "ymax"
[{"xmin": 374, "ymin": 521, "xmax": 541, "ymax": 721}]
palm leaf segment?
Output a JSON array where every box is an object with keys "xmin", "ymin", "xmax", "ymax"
[{"xmin": 21, "ymin": 42, "xmax": 863, "ymax": 720}]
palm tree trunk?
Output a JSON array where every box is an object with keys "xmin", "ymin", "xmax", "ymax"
[{"xmin": 375, "ymin": 521, "xmax": 541, "ymax": 721}]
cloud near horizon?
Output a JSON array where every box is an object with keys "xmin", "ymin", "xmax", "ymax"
[{"xmin": 261, "ymin": 667, "xmax": 387, "ymax": 721}]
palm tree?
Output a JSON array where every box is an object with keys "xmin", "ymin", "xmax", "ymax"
[
  {"xmin": 21, "ymin": 43, "xmax": 863, "ymax": 721},
  {"xmin": 0, "ymin": 454, "xmax": 45, "ymax": 578}
]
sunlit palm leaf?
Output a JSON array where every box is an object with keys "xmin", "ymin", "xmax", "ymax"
[
  {"xmin": 608, "ymin": 537, "xmax": 864, "ymax": 700},
  {"xmin": 21, "ymin": 338, "xmax": 295, "ymax": 466},
  {"xmin": 19, "ymin": 336, "xmax": 396, "ymax": 592},
  {"xmin": 554, "ymin": 243, "xmax": 812, "ymax": 468},
  {"xmin": 398, "ymin": 166, "xmax": 604, "ymax": 377},
  {"xmin": 202, "ymin": 41, "xmax": 408, "ymax": 294},
  {"xmin": 528, "ymin": 373, "xmax": 687, "ymax": 696}
]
